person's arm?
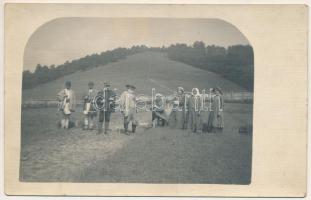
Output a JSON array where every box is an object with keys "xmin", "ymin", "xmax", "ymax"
[
  {"xmin": 57, "ymin": 89, "xmax": 64, "ymax": 101},
  {"xmin": 215, "ymin": 96, "xmax": 220, "ymax": 116},
  {"xmin": 70, "ymin": 91, "xmax": 76, "ymax": 112},
  {"xmin": 220, "ymin": 96, "xmax": 224, "ymax": 111},
  {"xmin": 198, "ymin": 95, "xmax": 202, "ymax": 115},
  {"xmin": 83, "ymin": 91, "xmax": 89, "ymax": 102},
  {"xmin": 133, "ymin": 94, "xmax": 138, "ymax": 113},
  {"xmin": 119, "ymin": 92, "xmax": 125, "ymax": 112}
]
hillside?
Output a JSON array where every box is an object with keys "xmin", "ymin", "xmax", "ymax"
[{"xmin": 22, "ymin": 52, "xmax": 246, "ymax": 101}]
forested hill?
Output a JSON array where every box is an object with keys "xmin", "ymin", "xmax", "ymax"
[
  {"xmin": 22, "ymin": 42, "xmax": 254, "ymax": 91},
  {"xmin": 167, "ymin": 42, "xmax": 254, "ymax": 91},
  {"xmin": 22, "ymin": 51, "xmax": 247, "ymax": 101}
]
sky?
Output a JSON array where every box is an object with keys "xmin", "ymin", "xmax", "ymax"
[{"xmin": 24, "ymin": 18, "xmax": 250, "ymax": 71}]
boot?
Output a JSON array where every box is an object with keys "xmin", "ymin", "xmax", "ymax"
[
  {"xmin": 132, "ymin": 124, "xmax": 137, "ymax": 133},
  {"xmin": 124, "ymin": 122, "xmax": 129, "ymax": 135},
  {"xmin": 104, "ymin": 121, "xmax": 110, "ymax": 134},
  {"xmin": 97, "ymin": 122, "xmax": 103, "ymax": 134},
  {"xmin": 89, "ymin": 119, "xmax": 94, "ymax": 130}
]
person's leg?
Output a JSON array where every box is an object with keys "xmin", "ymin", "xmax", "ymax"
[
  {"xmin": 215, "ymin": 115, "xmax": 222, "ymax": 133},
  {"xmin": 130, "ymin": 113, "xmax": 136, "ymax": 133},
  {"xmin": 61, "ymin": 116, "xmax": 65, "ymax": 129},
  {"xmin": 168, "ymin": 111, "xmax": 174, "ymax": 128},
  {"xmin": 196, "ymin": 112, "xmax": 202, "ymax": 133},
  {"xmin": 65, "ymin": 114, "xmax": 70, "ymax": 129},
  {"xmin": 190, "ymin": 110, "xmax": 196, "ymax": 132},
  {"xmin": 84, "ymin": 114, "xmax": 89, "ymax": 130},
  {"xmin": 61, "ymin": 119, "xmax": 65, "ymax": 129},
  {"xmin": 104, "ymin": 111, "xmax": 111, "ymax": 134},
  {"xmin": 176, "ymin": 111, "xmax": 183, "ymax": 129},
  {"xmin": 183, "ymin": 111, "xmax": 188, "ymax": 129},
  {"xmin": 152, "ymin": 112, "xmax": 157, "ymax": 127},
  {"xmin": 219, "ymin": 113, "xmax": 224, "ymax": 132},
  {"xmin": 201, "ymin": 111, "xmax": 208, "ymax": 133},
  {"xmin": 89, "ymin": 115, "xmax": 94, "ymax": 130},
  {"xmin": 61, "ymin": 112, "xmax": 65, "ymax": 128},
  {"xmin": 188, "ymin": 111, "xmax": 191, "ymax": 130},
  {"xmin": 216, "ymin": 119, "xmax": 223, "ymax": 133},
  {"xmin": 193, "ymin": 112, "xmax": 198, "ymax": 133},
  {"xmin": 206, "ymin": 112, "xmax": 214, "ymax": 133},
  {"xmin": 124, "ymin": 116, "xmax": 129, "ymax": 133},
  {"xmin": 98, "ymin": 111, "xmax": 103, "ymax": 134},
  {"xmin": 132, "ymin": 122, "xmax": 137, "ymax": 133},
  {"xmin": 202, "ymin": 123, "xmax": 207, "ymax": 133}
]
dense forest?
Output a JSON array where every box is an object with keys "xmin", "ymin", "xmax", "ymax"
[
  {"xmin": 23, "ymin": 42, "xmax": 254, "ymax": 91},
  {"xmin": 167, "ymin": 42, "xmax": 254, "ymax": 91}
]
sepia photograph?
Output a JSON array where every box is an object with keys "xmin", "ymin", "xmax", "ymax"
[
  {"xmin": 20, "ymin": 18, "xmax": 253, "ymax": 184},
  {"xmin": 4, "ymin": 3, "xmax": 307, "ymax": 197}
]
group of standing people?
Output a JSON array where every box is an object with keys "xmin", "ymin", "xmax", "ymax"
[
  {"xmin": 56, "ymin": 80, "xmax": 224, "ymax": 135},
  {"xmin": 153, "ymin": 86, "xmax": 224, "ymax": 133},
  {"xmin": 57, "ymin": 81, "xmax": 138, "ymax": 135}
]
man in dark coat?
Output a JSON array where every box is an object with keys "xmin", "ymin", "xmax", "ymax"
[{"xmin": 97, "ymin": 82, "xmax": 116, "ymax": 134}]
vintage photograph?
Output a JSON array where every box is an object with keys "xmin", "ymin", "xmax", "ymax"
[{"xmin": 20, "ymin": 18, "xmax": 253, "ymax": 184}]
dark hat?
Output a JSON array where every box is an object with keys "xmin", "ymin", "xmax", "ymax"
[
  {"xmin": 210, "ymin": 88, "xmax": 216, "ymax": 92},
  {"xmin": 65, "ymin": 81, "xmax": 71, "ymax": 86},
  {"xmin": 215, "ymin": 86, "xmax": 223, "ymax": 95},
  {"xmin": 104, "ymin": 82, "xmax": 110, "ymax": 87},
  {"xmin": 88, "ymin": 81, "xmax": 94, "ymax": 86},
  {"xmin": 126, "ymin": 84, "xmax": 136, "ymax": 90}
]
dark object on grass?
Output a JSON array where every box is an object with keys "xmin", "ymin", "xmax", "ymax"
[{"xmin": 239, "ymin": 124, "xmax": 253, "ymax": 135}]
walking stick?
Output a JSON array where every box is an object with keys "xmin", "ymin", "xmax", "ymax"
[{"xmin": 103, "ymin": 87, "xmax": 106, "ymax": 133}]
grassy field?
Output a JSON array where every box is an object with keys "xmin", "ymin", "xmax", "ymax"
[
  {"xmin": 21, "ymin": 52, "xmax": 252, "ymax": 184},
  {"xmin": 22, "ymin": 52, "xmax": 245, "ymax": 101},
  {"xmin": 20, "ymin": 103, "xmax": 252, "ymax": 184}
]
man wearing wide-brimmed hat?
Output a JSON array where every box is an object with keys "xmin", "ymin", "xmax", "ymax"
[
  {"xmin": 120, "ymin": 84, "xmax": 138, "ymax": 134},
  {"xmin": 97, "ymin": 81, "xmax": 116, "ymax": 134}
]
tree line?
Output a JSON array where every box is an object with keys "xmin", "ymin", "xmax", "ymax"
[
  {"xmin": 166, "ymin": 42, "xmax": 254, "ymax": 91},
  {"xmin": 22, "ymin": 46, "xmax": 149, "ymax": 89},
  {"xmin": 23, "ymin": 42, "xmax": 254, "ymax": 91}
]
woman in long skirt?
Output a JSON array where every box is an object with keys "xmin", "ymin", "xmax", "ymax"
[
  {"xmin": 176, "ymin": 87, "xmax": 187, "ymax": 129},
  {"xmin": 169, "ymin": 87, "xmax": 187, "ymax": 129},
  {"xmin": 201, "ymin": 89, "xmax": 211, "ymax": 133},
  {"xmin": 207, "ymin": 87, "xmax": 224, "ymax": 133}
]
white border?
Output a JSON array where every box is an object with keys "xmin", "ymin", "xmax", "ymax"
[{"xmin": 0, "ymin": 0, "xmax": 309, "ymax": 199}]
